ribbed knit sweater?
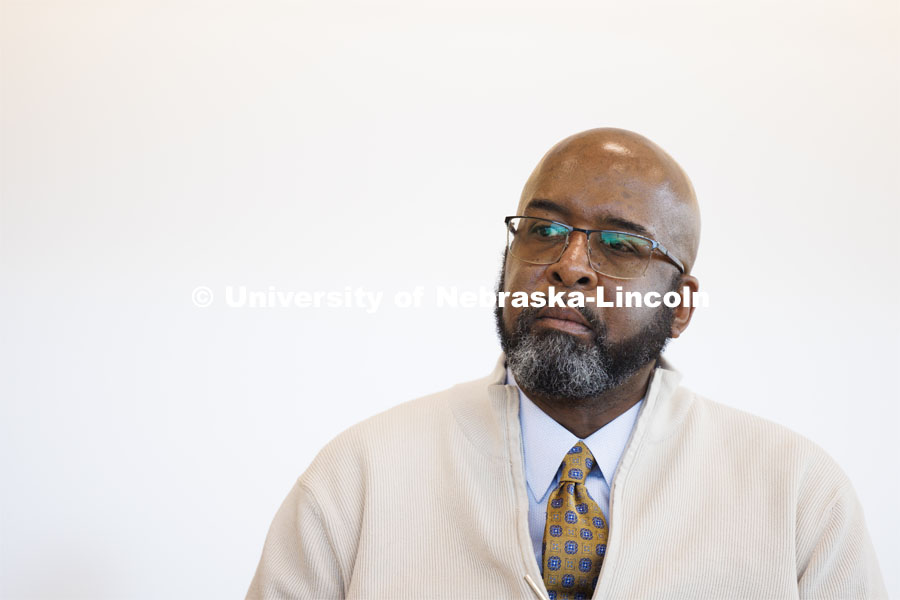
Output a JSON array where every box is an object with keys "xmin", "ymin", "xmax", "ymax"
[{"xmin": 247, "ymin": 355, "xmax": 886, "ymax": 599}]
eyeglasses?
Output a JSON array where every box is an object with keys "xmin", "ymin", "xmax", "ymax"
[{"xmin": 505, "ymin": 216, "xmax": 685, "ymax": 280}]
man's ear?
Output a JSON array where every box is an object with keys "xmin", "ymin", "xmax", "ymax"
[{"xmin": 670, "ymin": 275, "xmax": 699, "ymax": 339}]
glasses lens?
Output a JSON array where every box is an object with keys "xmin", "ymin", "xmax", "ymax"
[
  {"xmin": 589, "ymin": 231, "xmax": 654, "ymax": 278},
  {"xmin": 507, "ymin": 217, "xmax": 569, "ymax": 264}
]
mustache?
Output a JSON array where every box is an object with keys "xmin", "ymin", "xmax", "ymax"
[{"xmin": 514, "ymin": 305, "xmax": 606, "ymax": 338}]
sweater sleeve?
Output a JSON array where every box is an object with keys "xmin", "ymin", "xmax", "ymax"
[
  {"xmin": 796, "ymin": 477, "xmax": 886, "ymax": 599},
  {"xmin": 246, "ymin": 481, "xmax": 344, "ymax": 600}
]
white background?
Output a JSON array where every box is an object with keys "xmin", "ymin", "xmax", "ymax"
[{"xmin": 2, "ymin": 0, "xmax": 898, "ymax": 598}]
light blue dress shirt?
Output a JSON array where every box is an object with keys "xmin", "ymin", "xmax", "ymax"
[{"xmin": 507, "ymin": 368, "xmax": 643, "ymax": 568}]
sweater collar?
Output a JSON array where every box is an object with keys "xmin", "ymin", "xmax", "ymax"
[
  {"xmin": 487, "ymin": 351, "xmax": 684, "ymax": 444},
  {"xmin": 509, "ymin": 367, "xmax": 643, "ymax": 500},
  {"xmin": 469, "ymin": 353, "xmax": 684, "ymax": 460}
]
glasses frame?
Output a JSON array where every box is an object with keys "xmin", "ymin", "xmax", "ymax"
[{"xmin": 504, "ymin": 215, "xmax": 686, "ymax": 280}]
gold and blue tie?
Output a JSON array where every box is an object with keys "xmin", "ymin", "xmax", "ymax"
[{"xmin": 541, "ymin": 441, "xmax": 608, "ymax": 600}]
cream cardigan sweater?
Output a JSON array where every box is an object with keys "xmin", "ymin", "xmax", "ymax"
[{"xmin": 247, "ymin": 356, "xmax": 886, "ymax": 599}]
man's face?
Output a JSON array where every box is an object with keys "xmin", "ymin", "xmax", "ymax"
[{"xmin": 495, "ymin": 139, "xmax": 691, "ymax": 401}]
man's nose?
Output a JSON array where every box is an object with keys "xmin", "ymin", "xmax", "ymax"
[{"xmin": 547, "ymin": 232, "xmax": 599, "ymax": 289}]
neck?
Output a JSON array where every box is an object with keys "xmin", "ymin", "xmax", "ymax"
[{"xmin": 518, "ymin": 361, "xmax": 656, "ymax": 439}]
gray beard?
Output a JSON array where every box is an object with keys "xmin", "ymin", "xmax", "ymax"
[
  {"xmin": 500, "ymin": 308, "xmax": 674, "ymax": 402},
  {"xmin": 505, "ymin": 325, "xmax": 619, "ymax": 400},
  {"xmin": 494, "ymin": 256, "xmax": 678, "ymax": 402}
]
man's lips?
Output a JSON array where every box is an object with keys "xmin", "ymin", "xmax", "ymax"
[{"xmin": 534, "ymin": 307, "xmax": 593, "ymax": 335}]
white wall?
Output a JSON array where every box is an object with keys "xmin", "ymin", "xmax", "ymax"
[{"xmin": 1, "ymin": 1, "xmax": 897, "ymax": 597}]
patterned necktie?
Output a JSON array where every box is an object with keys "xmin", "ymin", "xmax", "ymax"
[{"xmin": 541, "ymin": 441, "xmax": 608, "ymax": 600}]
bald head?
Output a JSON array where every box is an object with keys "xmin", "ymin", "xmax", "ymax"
[{"xmin": 519, "ymin": 128, "xmax": 701, "ymax": 272}]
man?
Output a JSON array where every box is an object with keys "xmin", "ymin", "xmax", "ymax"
[{"xmin": 247, "ymin": 128, "xmax": 885, "ymax": 599}]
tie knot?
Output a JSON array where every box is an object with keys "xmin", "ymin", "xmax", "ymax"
[{"xmin": 560, "ymin": 441, "xmax": 595, "ymax": 483}]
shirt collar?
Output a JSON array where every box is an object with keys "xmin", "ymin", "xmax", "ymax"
[{"xmin": 508, "ymin": 367, "xmax": 643, "ymax": 500}]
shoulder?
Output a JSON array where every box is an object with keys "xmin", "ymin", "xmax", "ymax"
[
  {"xmin": 298, "ymin": 361, "xmax": 510, "ymax": 487},
  {"xmin": 673, "ymin": 385, "xmax": 855, "ymax": 501},
  {"xmin": 687, "ymin": 389, "xmax": 838, "ymax": 457},
  {"xmin": 664, "ymin": 385, "xmax": 885, "ymax": 594}
]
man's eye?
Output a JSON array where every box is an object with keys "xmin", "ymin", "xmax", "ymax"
[
  {"xmin": 531, "ymin": 225, "xmax": 566, "ymax": 238},
  {"xmin": 608, "ymin": 241, "xmax": 635, "ymax": 252},
  {"xmin": 599, "ymin": 235, "xmax": 641, "ymax": 254}
]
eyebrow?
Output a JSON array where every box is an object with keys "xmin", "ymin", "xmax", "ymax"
[{"xmin": 523, "ymin": 198, "xmax": 654, "ymax": 237}]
